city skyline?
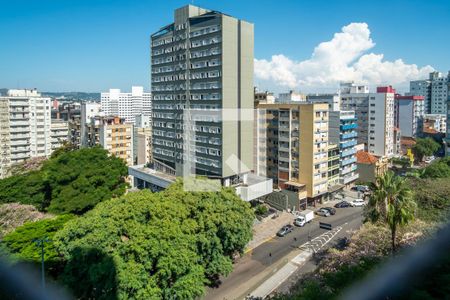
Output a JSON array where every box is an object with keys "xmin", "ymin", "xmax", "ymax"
[{"xmin": 1, "ymin": 0, "xmax": 449, "ymax": 92}]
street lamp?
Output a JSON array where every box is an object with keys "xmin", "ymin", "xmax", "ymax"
[{"xmin": 33, "ymin": 237, "xmax": 51, "ymax": 291}]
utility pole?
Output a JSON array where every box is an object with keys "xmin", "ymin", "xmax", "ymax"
[{"xmin": 33, "ymin": 237, "xmax": 50, "ymax": 291}]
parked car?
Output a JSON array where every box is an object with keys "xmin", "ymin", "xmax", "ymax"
[
  {"xmin": 277, "ymin": 224, "xmax": 294, "ymax": 237},
  {"xmin": 315, "ymin": 208, "xmax": 331, "ymax": 217},
  {"xmin": 294, "ymin": 209, "xmax": 314, "ymax": 227},
  {"xmin": 424, "ymin": 156, "xmax": 435, "ymax": 164},
  {"xmin": 335, "ymin": 201, "xmax": 352, "ymax": 208},
  {"xmin": 350, "ymin": 199, "xmax": 366, "ymax": 207},
  {"xmin": 322, "ymin": 207, "xmax": 336, "ymax": 215},
  {"xmin": 351, "ymin": 185, "xmax": 370, "ymax": 193}
]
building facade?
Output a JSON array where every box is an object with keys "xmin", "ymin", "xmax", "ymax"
[
  {"xmin": 395, "ymin": 95, "xmax": 425, "ymax": 138},
  {"xmin": 101, "ymin": 86, "xmax": 152, "ymax": 124},
  {"xmin": 327, "ymin": 144, "xmax": 340, "ymax": 188},
  {"xmin": 329, "ymin": 110, "xmax": 359, "ymax": 185},
  {"xmin": 0, "ymin": 99, "xmax": 10, "ymax": 178},
  {"xmin": 306, "ymin": 93, "xmax": 341, "ymax": 112},
  {"xmin": 430, "ymin": 71, "xmax": 448, "ymax": 115},
  {"xmin": 150, "ymin": 4, "xmax": 254, "ymax": 183},
  {"xmin": 136, "ymin": 127, "xmax": 152, "ymax": 165},
  {"xmin": 0, "ymin": 89, "xmax": 52, "ymax": 173},
  {"xmin": 410, "ymin": 78, "xmax": 431, "ymax": 114},
  {"xmin": 256, "ymin": 103, "xmax": 329, "ymax": 207},
  {"xmin": 340, "ymin": 82, "xmax": 370, "ymax": 148},
  {"xmin": 50, "ymin": 119, "xmax": 69, "ymax": 151},
  {"xmin": 340, "ymin": 83, "xmax": 395, "ymax": 158},
  {"xmin": 80, "ymin": 102, "xmax": 102, "ymax": 147},
  {"xmin": 97, "ymin": 116, "xmax": 134, "ymax": 166}
]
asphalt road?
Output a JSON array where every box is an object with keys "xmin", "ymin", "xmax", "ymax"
[{"xmin": 204, "ymin": 206, "xmax": 364, "ymax": 300}]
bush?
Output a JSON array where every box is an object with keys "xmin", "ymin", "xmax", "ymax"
[{"xmin": 255, "ymin": 204, "xmax": 268, "ymax": 216}]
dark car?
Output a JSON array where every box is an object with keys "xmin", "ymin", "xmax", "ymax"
[
  {"xmin": 335, "ymin": 201, "xmax": 351, "ymax": 208},
  {"xmin": 322, "ymin": 207, "xmax": 336, "ymax": 215},
  {"xmin": 277, "ymin": 224, "xmax": 294, "ymax": 237}
]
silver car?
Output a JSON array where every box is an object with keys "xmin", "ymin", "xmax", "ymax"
[{"xmin": 315, "ymin": 208, "xmax": 331, "ymax": 217}]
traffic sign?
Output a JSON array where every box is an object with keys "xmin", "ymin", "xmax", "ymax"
[{"xmin": 319, "ymin": 222, "xmax": 332, "ymax": 230}]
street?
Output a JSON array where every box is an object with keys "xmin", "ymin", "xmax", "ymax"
[{"xmin": 204, "ymin": 206, "xmax": 364, "ymax": 300}]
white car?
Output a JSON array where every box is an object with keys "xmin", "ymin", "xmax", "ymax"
[{"xmin": 350, "ymin": 199, "xmax": 366, "ymax": 207}]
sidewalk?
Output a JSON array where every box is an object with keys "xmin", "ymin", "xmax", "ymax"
[{"xmin": 245, "ymin": 211, "xmax": 294, "ymax": 253}]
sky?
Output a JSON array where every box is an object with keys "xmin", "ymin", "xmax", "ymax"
[{"xmin": 0, "ymin": 0, "xmax": 449, "ymax": 93}]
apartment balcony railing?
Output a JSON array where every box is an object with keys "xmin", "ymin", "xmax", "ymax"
[
  {"xmin": 341, "ymin": 131, "xmax": 358, "ymax": 139},
  {"xmin": 341, "ymin": 148, "xmax": 357, "ymax": 157},
  {"xmin": 341, "ymin": 140, "xmax": 357, "ymax": 148},
  {"xmin": 341, "ymin": 123, "xmax": 358, "ymax": 130},
  {"xmin": 342, "ymin": 157, "xmax": 357, "ymax": 166}
]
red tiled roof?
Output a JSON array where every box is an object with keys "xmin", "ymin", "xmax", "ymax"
[
  {"xmin": 356, "ymin": 150, "xmax": 379, "ymax": 164},
  {"xmin": 423, "ymin": 127, "xmax": 438, "ymax": 134},
  {"xmin": 401, "ymin": 137, "xmax": 416, "ymax": 146}
]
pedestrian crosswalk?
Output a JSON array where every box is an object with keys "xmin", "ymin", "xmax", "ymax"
[{"xmin": 298, "ymin": 226, "xmax": 343, "ymax": 253}]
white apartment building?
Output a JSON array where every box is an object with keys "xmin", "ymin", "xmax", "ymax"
[
  {"xmin": 368, "ymin": 87, "xmax": 395, "ymax": 157},
  {"xmin": 340, "ymin": 83, "xmax": 395, "ymax": 158},
  {"xmin": 0, "ymin": 89, "xmax": 52, "ymax": 171},
  {"xmin": 50, "ymin": 119, "xmax": 69, "ymax": 150},
  {"xmin": 277, "ymin": 90, "xmax": 306, "ymax": 103},
  {"xmin": 80, "ymin": 102, "xmax": 102, "ymax": 147},
  {"xmin": 101, "ymin": 86, "xmax": 152, "ymax": 124},
  {"xmin": 0, "ymin": 99, "xmax": 10, "ymax": 178}
]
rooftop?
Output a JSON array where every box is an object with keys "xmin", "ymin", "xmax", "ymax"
[{"xmin": 356, "ymin": 150, "xmax": 379, "ymax": 165}]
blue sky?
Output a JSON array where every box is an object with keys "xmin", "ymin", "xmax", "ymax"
[{"xmin": 0, "ymin": 0, "xmax": 449, "ymax": 92}]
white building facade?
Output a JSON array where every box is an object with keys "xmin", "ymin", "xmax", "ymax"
[
  {"xmin": 340, "ymin": 83, "xmax": 395, "ymax": 158},
  {"xmin": 80, "ymin": 102, "xmax": 102, "ymax": 147},
  {"xmin": 101, "ymin": 86, "xmax": 152, "ymax": 124},
  {"xmin": 0, "ymin": 89, "xmax": 52, "ymax": 177}
]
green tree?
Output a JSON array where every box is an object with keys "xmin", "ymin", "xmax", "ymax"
[
  {"xmin": 0, "ymin": 147, "xmax": 128, "ymax": 214},
  {"xmin": 412, "ymin": 137, "xmax": 440, "ymax": 161},
  {"xmin": 421, "ymin": 157, "xmax": 450, "ymax": 179},
  {"xmin": 54, "ymin": 181, "xmax": 254, "ymax": 299},
  {"xmin": 1, "ymin": 214, "xmax": 73, "ymax": 275},
  {"xmin": 365, "ymin": 171, "xmax": 417, "ymax": 254}
]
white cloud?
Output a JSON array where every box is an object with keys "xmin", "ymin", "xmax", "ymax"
[{"xmin": 254, "ymin": 22, "xmax": 434, "ymax": 92}]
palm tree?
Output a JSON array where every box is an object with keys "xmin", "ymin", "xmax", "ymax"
[{"xmin": 366, "ymin": 171, "xmax": 417, "ymax": 254}]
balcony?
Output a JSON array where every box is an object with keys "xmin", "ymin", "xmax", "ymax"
[
  {"xmin": 341, "ymin": 140, "xmax": 357, "ymax": 148},
  {"xmin": 341, "ymin": 131, "xmax": 357, "ymax": 139},
  {"xmin": 341, "ymin": 148, "xmax": 356, "ymax": 157},
  {"xmin": 340, "ymin": 123, "xmax": 358, "ymax": 130},
  {"xmin": 342, "ymin": 157, "xmax": 357, "ymax": 166},
  {"xmin": 341, "ymin": 173, "xmax": 359, "ymax": 184}
]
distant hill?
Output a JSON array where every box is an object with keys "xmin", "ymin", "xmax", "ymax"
[
  {"xmin": 42, "ymin": 92, "xmax": 100, "ymax": 101},
  {"xmin": 0, "ymin": 89, "xmax": 100, "ymax": 101}
]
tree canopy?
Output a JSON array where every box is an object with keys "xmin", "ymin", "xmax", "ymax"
[
  {"xmin": 421, "ymin": 157, "xmax": 450, "ymax": 179},
  {"xmin": 0, "ymin": 147, "xmax": 128, "ymax": 215},
  {"xmin": 54, "ymin": 181, "xmax": 254, "ymax": 299},
  {"xmin": 412, "ymin": 137, "xmax": 440, "ymax": 161},
  {"xmin": 1, "ymin": 214, "xmax": 73, "ymax": 276}
]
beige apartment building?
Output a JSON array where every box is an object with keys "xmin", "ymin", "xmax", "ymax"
[
  {"xmin": 136, "ymin": 127, "xmax": 152, "ymax": 165},
  {"xmin": 256, "ymin": 103, "xmax": 329, "ymax": 209},
  {"xmin": 98, "ymin": 116, "xmax": 133, "ymax": 166}
]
